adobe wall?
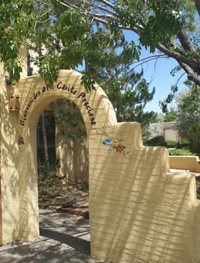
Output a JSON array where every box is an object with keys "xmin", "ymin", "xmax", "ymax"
[
  {"xmin": 169, "ymin": 156, "xmax": 200, "ymax": 173},
  {"xmin": 0, "ymin": 69, "xmax": 200, "ymax": 263}
]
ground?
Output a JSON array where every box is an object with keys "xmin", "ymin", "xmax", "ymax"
[{"xmin": 39, "ymin": 183, "xmax": 89, "ymax": 217}]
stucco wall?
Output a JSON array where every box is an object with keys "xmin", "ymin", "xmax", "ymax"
[
  {"xmin": 169, "ymin": 156, "xmax": 200, "ymax": 173},
  {"xmin": 0, "ymin": 69, "xmax": 200, "ymax": 263},
  {"xmin": 56, "ymin": 132, "xmax": 89, "ymax": 184}
]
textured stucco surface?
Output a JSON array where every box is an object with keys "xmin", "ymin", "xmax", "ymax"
[
  {"xmin": 169, "ymin": 155, "xmax": 200, "ymax": 172},
  {"xmin": 0, "ymin": 70, "xmax": 200, "ymax": 263}
]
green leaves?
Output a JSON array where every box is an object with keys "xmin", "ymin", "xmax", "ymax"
[
  {"xmin": 140, "ymin": 8, "xmax": 181, "ymax": 52},
  {"xmin": 0, "ymin": 0, "xmax": 35, "ymax": 81},
  {"xmin": 122, "ymin": 41, "xmax": 141, "ymax": 62},
  {"xmin": 81, "ymin": 72, "xmax": 96, "ymax": 91},
  {"xmin": 40, "ymin": 53, "xmax": 59, "ymax": 86},
  {"xmin": 4, "ymin": 59, "xmax": 22, "ymax": 82}
]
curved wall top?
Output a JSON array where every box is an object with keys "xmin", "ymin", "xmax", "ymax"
[{"xmin": 17, "ymin": 70, "xmax": 117, "ymax": 139}]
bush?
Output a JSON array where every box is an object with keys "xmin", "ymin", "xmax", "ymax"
[
  {"xmin": 188, "ymin": 122, "xmax": 200, "ymax": 154},
  {"xmin": 176, "ymin": 138, "xmax": 189, "ymax": 149},
  {"xmin": 38, "ymin": 160, "xmax": 63, "ymax": 202},
  {"xmin": 145, "ymin": 136, "xmax": 167, "ymax": 147},
  {"xmin": 169, "ymin": 149, "xmax": 196, "ymax": 156},
  {"xmin": 166, "ymin": 140, "xmax": 177, "ymax": 148}
]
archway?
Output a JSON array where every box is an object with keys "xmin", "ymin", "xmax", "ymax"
[{"xmin": 2, "ymin": 70, "xmax": 117, "ymax": 244}]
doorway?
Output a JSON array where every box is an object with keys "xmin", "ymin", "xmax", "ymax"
[{"xmin": 37, "ymin": 98, "xmax": 89, "ymax": 220}]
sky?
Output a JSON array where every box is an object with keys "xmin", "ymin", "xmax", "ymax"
[{"xmin": 124, "ymin": 30, "xmax": 187, "ymax": 113}]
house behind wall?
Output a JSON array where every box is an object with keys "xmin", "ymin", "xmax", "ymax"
[{"xmin": 149, "ymin": 121, "xmax": 180, "ymax": 142}]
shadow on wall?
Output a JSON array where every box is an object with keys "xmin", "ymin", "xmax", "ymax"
[
  {"xmin": 89, "ymin": 122, "xmax": 198, "ymax": 263},
  {"xmin": 1, "ymin": 87, "xmax": 29, "ymax": 243},
  {"xmin": 56, "ymin": 135, "xmax": 88, "ymax": 184}
]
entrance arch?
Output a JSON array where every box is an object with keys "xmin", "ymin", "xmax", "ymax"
[
  {"xmin": 1, "ymin": 69, "xmax": 200, "ymax": 263},
  {"xmin": 13, "ymin": 70, "xmax": 118, "ymax": 243}
]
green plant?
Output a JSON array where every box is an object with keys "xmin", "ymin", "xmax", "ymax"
[
  {"xmin": 188, "ymin": 122, "xmax": 200, "ymax": 154},
  {"xmin": 38, "ymin": 160, "xmax": 63, "ymax": 202},
  {"xmin": 176, "ymin": 138, "xmax": 189, "ymax": 149},
  {"xmin": 169, "ymin": 149, "xmax": 196, "ymax": 156},
  {"xmin": 145, "ymin": 136, "xmax": 167, "ymax": 147},
  {"xmin": 38, "ymin": 159, "xmax": 60, "ymax": 177},
  {"xmin": 166, "ymin": 140, "xmax": 177, "ymax": 148}
]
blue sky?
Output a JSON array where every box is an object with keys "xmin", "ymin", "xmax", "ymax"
[{"xmin": 124, "ymin": 30, "xmax": 187, "ymax": 113}]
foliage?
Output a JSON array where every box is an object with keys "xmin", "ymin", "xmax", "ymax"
[
  {"xmin": 166, "ymin": 139, "xmax": 189, "ymax": 149},
  {"xmin": 38, "ymin": 160, "xmax": 63, "ymax": 202},
  {"xmin": 38, "ymin": 159, "xmax": 60, "ymax": 177},
  {"xmin": 38, "ymin": 160, "xmax": 89, "ymax": 207},
  {"xmin": 1, "ymin": 0, "xmax": 200, "ymax": 94},
  {"xmin": 176, "ymin": 138, "xmax": 189, "ymax": 149},
  {"xmin": 188, "ymin": 122, "xmax": 200, "ymax": 154},
  {"xmin": 92, "ymin": 43, "xmax": 156, "ymax": 138},
  {"xmin": 175, "ymin": 84, "xmax": 200, "ymax": 137},
  {"xmin": 168, "ymin": 149, "xmax": 196, "ymax": 156},
  {"xmin": 49, "ymin": 98, "xmax": 87, "ymax": 140},
  {"xmin": 147, "ymin": 122, "xmax": 163, "ymax": 141},
  {"xmin": 163, "ymin": 108, "xmax": 177, "ymax": 122},
  {"xmin": 145, "ymin": 136, "xmax": 167, "ymax": 147},
  {"xmin": 166, "ymin": 140, "xmax": 177, "ymax": 148}
]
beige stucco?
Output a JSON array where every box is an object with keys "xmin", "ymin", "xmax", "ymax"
[
  {"xmin": 169, "ymin": 156, "xmax": 200, "ymax": 173},
  {"xmin": 56, "ymin": 134, "xmax": 89, "ymax": 184},
  {"xmin": 0, "ymin": 68, "xmax": 200, "ymax": 263}
]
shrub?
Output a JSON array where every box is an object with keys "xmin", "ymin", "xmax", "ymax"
[
  {"xmin": 188, "ymin": 122, "xmax": 200, "ymax": 154},
  {"xmin": 166, "ymin": 140, "xmax": 177, "ymax": 148},
  {"xmin": 169, "ymin": 149, "xmax": 196, "ymax": 156},
  {"xmin": 176, "ymin": 138, "xmax": 189, "ymax": 149},
  {"xmin": 38, "ymin": 160, "xmax": 63, "ymax": 202},
  {"xmin": 145, "ymin": 136, "xmax": 167, "ymax": 147}
]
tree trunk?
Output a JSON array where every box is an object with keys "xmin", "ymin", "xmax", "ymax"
[{"xmin": 41, "ymin": 111, "xmax": 49, "ymax": 163}]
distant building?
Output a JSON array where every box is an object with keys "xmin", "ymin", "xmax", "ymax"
[{"xmin": 149, "ymin": 121, "xmax": 180, "ymax": 142}]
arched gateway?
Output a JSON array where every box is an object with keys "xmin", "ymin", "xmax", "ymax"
[{"xmin": 1, "ymin": 70, "xmax": 200, "ymax": 263}]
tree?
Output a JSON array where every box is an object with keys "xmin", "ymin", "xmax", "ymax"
[
  {"xmin": 175, "ymin": 84, "xmax": 200, "ymax": 137},
  {"xmin": 60, "ymin": 0, "xmax": 200, "ymax": 86},
  {"xmin": 49, "ymin": 98, "xmax": 86, "ymax": 140},
  {"xmin": 97, "ymin": 59, "xmax": 156, "ymax": 137},
  {"xmin": 163, "ymin": 108, "xmax": 177, "ymax": 122},
  {"xmin": 82, "ymin": 28, "xmax": 157, "ymax": 136},
  {"xmin": 188, "ymin": 122, "xmax": 200, "ymax": 154},
  {"xmin": 1, "ymin": 0, "xmax": 200, "ymax": 94}
]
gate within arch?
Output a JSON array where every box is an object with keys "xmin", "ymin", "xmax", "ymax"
[{"xmin": 1, "ymin": 70, "xmax": 200, "ymax": 263}]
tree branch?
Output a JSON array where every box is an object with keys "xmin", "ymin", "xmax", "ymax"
[
  {"xmin": 90, "ymin": 2, "xmax": 119, "ymax": 18},
  {"xmin": 93, "ymin": 0, "xmax": 115, "ymax": 10},
  {"xmin": 179, "ymin": 61, "xmax": 200, "ymax": 86},
  {"xmin": 156, "ymin": 43, "xmax": 200, "ymax": 74},
  {"xmin": 132, "ymin": 55, "xmax": 168, "ymax": 70},
  {"xmin": 194, "ymin": 0, "xmax": 200, "ymax": 17},
  {"xmin": 176, "ymin": 29, "xmax": 196, "ymax": 52}
]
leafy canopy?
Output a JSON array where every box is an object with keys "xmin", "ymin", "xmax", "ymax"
[
  {"xmin": 1, "ymin": 0, "xmax": 200, "ymax": 95},
  {"xmin": 175, "ymin": 83, "xmax": 200, "ymax": 137}
]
